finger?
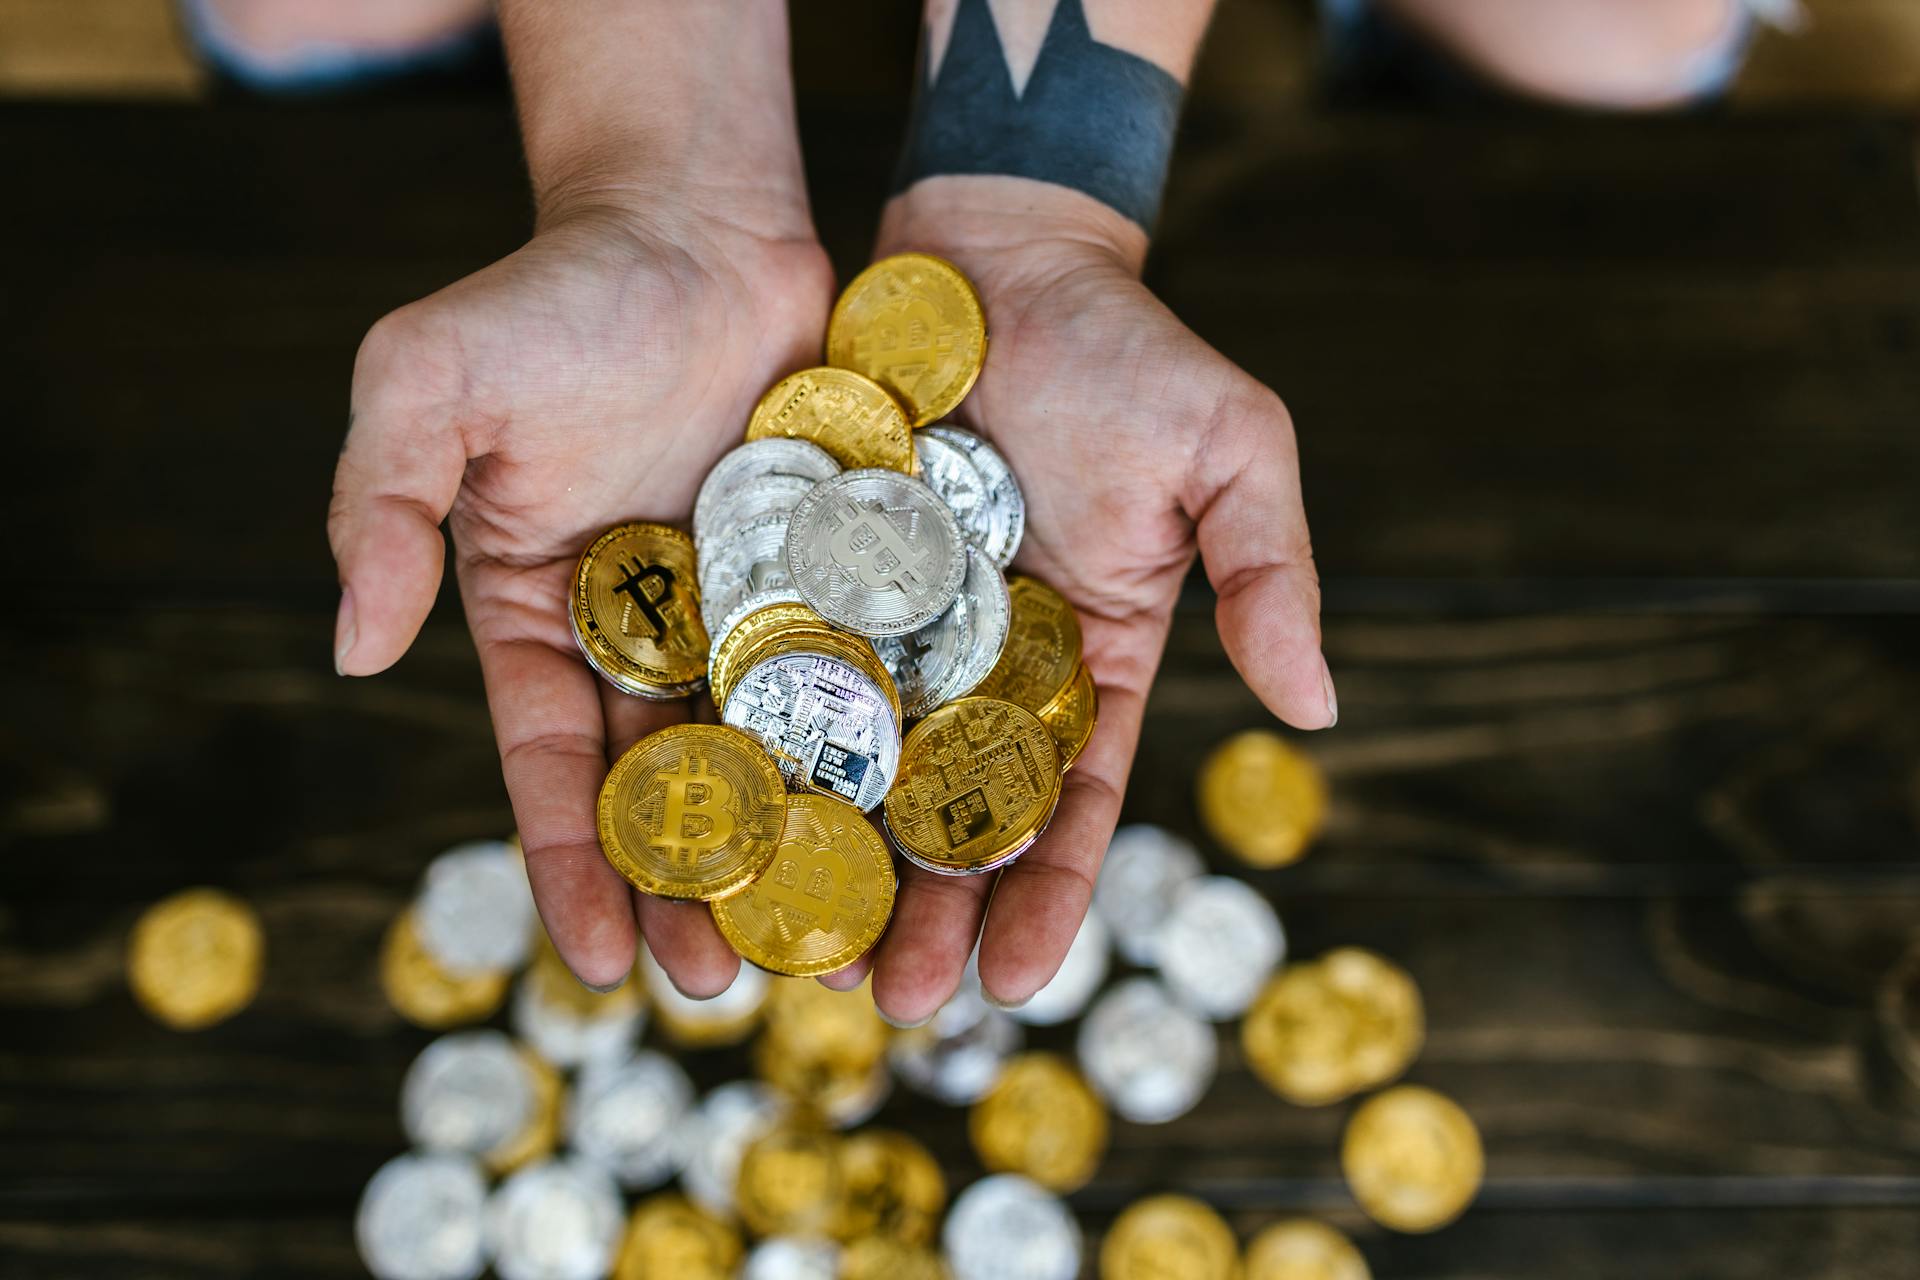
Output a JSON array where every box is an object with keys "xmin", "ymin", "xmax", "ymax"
[
  {"xmin": 328, "ymin": 315, "xmax": 469, "ymax": 677},
  {"xmin": 481, "ymin": 635, "xmax": 636, "ymax": 990},
  {"xmin": 817, "ymin": 950, "xmax": 874, "ymax": 992},
  {"xmin": 870, "ymin": 866, "xmax": 991, "ymax": 1027},
  {"xmin": 1189, "ymin": 382, "xmax": 1335, "ymax": 729}
]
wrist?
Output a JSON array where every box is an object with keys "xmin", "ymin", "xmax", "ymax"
[{"xmin": 877, "ymin": 175, "xmax": 1149, "ymax": 294}]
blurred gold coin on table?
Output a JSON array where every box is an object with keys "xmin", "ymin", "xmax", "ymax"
[
  {"xmin": 1244, "ymin": 1220, "xmax": 1371, "ymax": 1280},
  {"xmin": 1320, "ymin": 947, "xmax": 1424, "ymax": 1093},
  {"xmin": 833, "ymin": 1130, "xmax": 946, "ymax": 1244},
  {"xmin": 1198, "ymin": 729, "xmax": 1328, "ymax": 868},
  {"xmin": 842, "ymin": 1238, "xmax": 951, "ymax": 1280},
  {"xmin": 1100, "ymin": 1194, "xmax": 1241, "ymax": 1280},
  {"xmin": 126, "ymin": 888, "xmax": 264, "ymax": 1030},
  {"xmin": 380, "ymin": 908, "xmax": 508, "ymax": 1029},
  {"xmin": 827, "ymin": 251, "xmax": 987, "ymax": 427},
  {"xmin": 597, "ymin": 724, "xmax": 786, "ymax": 900},
  {"xmin": 735, "ymin": 1125, "xmax": 844, "ymax": 1238},
  {"xmin": 760, "ymin": 975, "xmax": 890, "ymax": 1068},
  {"xmin": 711, "ymin": 794, "xmax": 897, "ymax": 978},
  {"xmin": 1038, "ymin": 660, "xmax": 1098, "ymax": 771},
  {"xmin": 884, "ymin": 697, "xmax": 1063, "ymax": 875},
  {"xmin": 973, "ymin": 575, "xmax": 1083, "ymax": 714},
  {"xmin": 1244, "ymin": 951, "xmax": 1424, "ymax": 1106},
  {"xmin": 1342, "ymin": 1085, "xmax": 1483, "ymax": 1233},
  {"xmin": 572, "ymin": 521, "xmax": 710, "ymax": 698},
  {"xmin": 614, "ymin": 1193, "xmax": 742, "ymax": 1280},
  {"xmin": 970, "ymin": 1052, "xmax": 1109, "ymax": 1193},
  {"xmin": 745, "ymin": 365, "xmax": 915, "ymax": 472},
  {"xmin": 487, "ymin": 1049, "xmax": 562, "ymax": 1175}
]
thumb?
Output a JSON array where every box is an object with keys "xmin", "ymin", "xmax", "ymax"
[
  {"xmin": 1189, "ymin": 382, "xmax": 1335, "ymax": 730},
  {"xmin": 327, "ymin": 314, "xmax": 470, "ymax": 677}
]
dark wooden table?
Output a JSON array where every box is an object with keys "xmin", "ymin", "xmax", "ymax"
[{"xmin": 3, "ymin": 52, "xmax": 1920, "ymax": 1280}]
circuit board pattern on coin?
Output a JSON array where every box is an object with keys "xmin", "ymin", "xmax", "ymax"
[
  {"xmin": 972, "ymin": 575, "xmax": 1082, "ymax": 712},
  {"xmin": 721, "ymin": 652, "xmax": 902, "ymax": 812},
  {"xmin": 883, "ymin": 697, "xmax": 1061, "ymax": 875}
]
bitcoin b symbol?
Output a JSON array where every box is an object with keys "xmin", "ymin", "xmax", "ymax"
[
  {"xmin": 611, "ymin": 559, "xmax": 675, "ymax": 640},
  {"xmin": 646, "ymin": 756, "xmax": 736, "ymax": 866},
  {"xmin": 855, "ymin": 298, "xmax": 954, "ymax": 395},
  {"xmin": 827, "ymin": 502, "xmax": 932, "ymax": 593},
  {"xmin": 755, "ymin": 838, "xmax": 856, "ymax": 941}
]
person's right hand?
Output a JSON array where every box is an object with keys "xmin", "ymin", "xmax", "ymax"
[{"xmin": 329, "ymin": 194, "xmax": 833, "ymax": 995}]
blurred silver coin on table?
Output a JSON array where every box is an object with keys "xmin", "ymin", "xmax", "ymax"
[
  {"xmin": 823, "ymin": 1058, "xmax": 895, "ymax": 1130},
  {"xmin": 722, "ymin": 651, "xmax": 901, "ymax": 811},
  {"xmin": 1153, "ymin": 874, "xmax": 1287, "ymax": 1020},
  {"xmin": 401, "ymin": 1030, "xmax": 535, "ymax": 1156},
  {"xmin": 784, "ymin": 468, "xmax": 968, "ymax": 636},
  {"xmin": 1077, "ymin": 976, "xmax": 1217, "ymax": 1124},
  {"xmin": 484, "ymin": 1158, "xmax": 623, "ymax": 1280},
  {"xmin": 565, "ymin": 1049, "xmax": 693, "ymax": 1189},
  {"xmin": 699, "ymin": 510, "xmax": 796, "ymax": 635},
  {"xmin": 414, "ymin": 840, "xmax": 534, "ymax": 975},
  {"xmin": 694, "ymin": 437, "xmax": 839, "ymax": 549},
  {"xmin": 676, "ymin": 1080, "xmax": 787, "ymax": 1217},
  {"xmin": 638, "ymin": 942, "xmax": 770, "ymax": 1028},
  {"xmin": 509, "ymin": 967, "xmax": 643, "ymax": 1070},
  {"xmin": 1009, "ymin": 909, "xmax": 1111, "ymax": 1027},
  {"xmin": 1092, "ymin": 825, "xmax": 1205, "ymax": 966},
  {"xmin": 942, "ymin": 1174, "xmax": 1081, "ymax": 1280},
  {"xmin": 742, "ymin": 1237, "xmax": 842, "ymax": 1280},
  {"xmin": 891, "ymin": 963, "xmax": 1022, "ymax": 1104},
  {"xmin": 355, "ymin": 1152, "xmax": 488, "ymax": 1280},
  {"xmin": 920, "ymin": 426, "xmax": 1025, "ymax": 569}
]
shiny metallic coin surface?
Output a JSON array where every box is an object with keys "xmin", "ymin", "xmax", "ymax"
[
  {"xmin": 1092, "ymin": 825, "xmax": 1205, "ymax": 966},
  {"xmin": 741, "ymin": 1238, "xmax": 842, "ymax": 1280},
  {"xmin": 1154, "ymin": 875, "xmax": 1287, "ymax": 1020},
  {"xmin": 944, "ymin": 550, "xmax": 1012, "ymax": 700},
  {"xmin": 509, "ymin": 959, "xmax": 644, "ymax": 1070},
  {"xmin": 356, "ymin": 1152, "xmax": 489, "ymax": 1280},
  {"xmin": 700, "ymin": 511, "xmax": 798, "ymax": 638},
  {"xmin": 382, "ymin": 909, "xmax": 509, "ymax": 1030},
  {"xmin": 1009, "ymin": 910, "xmax": 1111, "ymax": 1027},
  {"xmin": 694, "ymin": 438, "xmax": 839, "ymax": 550},
  {"xmin": 828, "ymin": 253, "xmax": 987, "ymax": 428},
  {"xmin": 415, "ymin": 840, "xmax": 535, "ymax": 976},
  {"xmin": 571, "ymin": 522, "xmax": 709, "ymax": 697},
  {"xmin": 676, "ymin": 1081, "xmax": 786, "ymax": 1218},
  {"xmin": 126, "ymin": 887, "xmax": 264, "ymax": 1031},
  {"xmin": 785, "ymin": 469, "xmax": 967, "ymax": 637},
  {"xmin": 400, "ymin": 1030, "xmax": 536, "ymax": 1156},
  {"xmin": 969, "ymin": 1052, "xmax": 1109, "ymax": 1194},
  {"xmin": 884, "ymin": 698, "xmax": 1061, "ymax": 876},
  {"xmin": 1076, "ymin": 978, "xmax": 1217, "ymax": 1125},
  {"xmin": 1198, "ymin": 728, "xmax": 1328, "ymax": 869},
  {"xmin": 708, "ymin": 586, "xmax": 809, "ymax": 660},
  {"xmin": 1037, "ymin": 661, "xmax": 1097, "ymax": 771},
  {"xmin": 920, "ymin": 426, "xmax": 1024, "ymax": 568},
  {"xmin": 566, "ymin": 1050, "xmax": 694, "ymax": 1189},
  {"xmin": 972, "ymin": 575, "xmax": 1081, "ymax": 713},
  {"xmin": 869, "ymin": 574, "xmax": 971, "ymax": 717},
  {"xmin": 735, "ymin": 1126, "xmax": 844, "ymax": 1239},
  {"xmin": 833, "ymin": 1129, "xmax": 948, "ymax": 1246},
  {"xmin": 596, "ymin": 724, "xmax": 787, "ymax": 900},
  {"xmin": 1099, "ymin": 1195, "xmax": 1239, "ymax": 1280},
  {"xmin": 485, "ymin": 1158, "xmax": 625, "ymax": 1280},
  {"xmin": 1245, "ymin": 1219, "xmax": 1373, "ymax": 1280},
  {"xmin": 722, "ymin": 651, "xmax": 901, "ymax": 812},
  {"xmin": 641, "ymin": 942, "xmax": 771, "ymax": 1048},
  {"xmin": 485, "ymin": 1050, "xmax": 563, "ymax": 1177},
  {"xmin": 745, "ymin": 366, "xmax": 915, "ymax": 473},
  {"xmin": 1341, "ymin": 1086, "xmax": 1484, "ymax": 1233},
  {"xmin": 613, "ymin": 1193, "xmax": 743, "ymax": 1280},
  {"xmin": 942, "ymin": 1174, "xmax": 1081, "ymax": 1280},
  {"xmin": 891, "ymin": 996, "xmax": 1022, "ymax": 1106}
]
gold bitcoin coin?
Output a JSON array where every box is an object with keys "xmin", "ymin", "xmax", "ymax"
[
  {"xmin": 597, "ymin": 724, "xmax": 786, "ymax": 900},
  {"xmin": 827, "ymin": 252, "xmax": 987, "ymax": 427},
  {"xmin": 735, "ymin": 1125, "xmax": 844, "ymax": 1238},
  {"xmin": 379, "ymin": 908, "xmax": 508, "ymax": 1029},
  {"xmin": 1099, "ymin": 1194, "xmax": 1240, "ymax": 1280},
  {"xmin": 1245, "ymin": 1220, "xmax": 1371, "ymax": 1280},
  {"xmin": 1039, "ymin": 661, "xmax": 1098, "ymax": 771},
  {"xmin": 832, "ymin": 1129, "xmax": 946, "ymax": 1244},
  {"xmin": 973, "ymin": 576, "xmax": 1083, "ymax": 714},
  {"xmin": 969, "ymin": 1052, "xmax": 1109, "ymax": 1193},
  {"xmin": 1341, "ymin": 1086, "xmax": 1483, "ymax": 1233},
  {"xmin": 127, "ymin": 888, "xmax": 264, "ymax": 1030},
  {"xmin": 745, "ymin": 366, "xmax": 915, "ymax": 472},
  {"xmin": 1198, "ymin": 729, "xmax": 1327, "ymax": 868},
  {"xmin": 711, "ymin": 794, "xmax": 896, "ymax": 977},
  {"xmin": 614, "ymin": 1193, "xmax": 743, "ymax": 1280},
  {"xmin": 1320, "ymin": 948, "xmax": 1424, "ymax": 1093},
  {"xmin": 884, "ymin": 697, "xmax": 1062, "ymax": 875},
  {"xmin": 572, "ymin": 522, "xmax": 710, "ymax": 698},
  {"xmin": 842, "ymin": 1239, "xmax": 952, "ymax": 1280},
  {"xmin": 1242, "ymin": 963, "xmax": 1358, "ymax": 1106},
  {"xmin": 487, "ymin": 1049, "xmax": 563, "ymax": 1175},
  {"xmin": 760, "ymin": 975, "xmax": 891, "ymax": 1070}
]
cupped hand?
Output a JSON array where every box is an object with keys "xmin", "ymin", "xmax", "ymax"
[
  {"xmin": 827, "ymin": 179, "xmax": 1334, "ymax": 1024},
  {"xmin": 330, "ymin": 197, "xmax": 834, "ymax": 994}
]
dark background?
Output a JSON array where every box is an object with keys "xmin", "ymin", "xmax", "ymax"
[{"xmin": 3, "ymin": 2, "xmax": 1919, "ymax": 1277}]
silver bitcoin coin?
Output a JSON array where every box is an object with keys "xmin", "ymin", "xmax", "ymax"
[
  {"xmin": 1153, "ymin": 875, "xmax": 1287, "ymax": 1020},
  {"xmin": 693, "ymin": 438, "xmax": 839, "ymax": 549},
  {"xmin": 1009, "ymin": 909, "xmax": 1111, "ymax": 1027},
  {"xmin": 400, "ymin": 1030, "xmax": 535, "ymax": 1157},
  {"xmin": 922, "ymin": 426, "xmax": 1024, "ymax": 568},
  {"xmin": 721, "ymin": 650, "xmax": 901, "ymax": 811},
  {"xmin": 484, "ymin": 1158, "xmax": 623, "ymax": 1280},
  {"xmin": 784, "ymin": 468, "xmax": 967, "ymax": 637},
  {"xmin": 355, "ymin": 1152, "xmax": 488, "ymax": 1280},
  {"xmin": 704, "ymin": 472, "xmax": 817, "ymax": 553},
  {"xmin": 509, "ymin": 970, "xmax": 644, "ymax": 1071},
  {"xmin": 676, "ymin": 1081, "xmax": 787, "ymax": 1218},
  {"xmin": 1091, "ymin": 825, "xmax": 1205, "ymax": 966},
  {"xmin": 415, "ymin": 841, "xmax": 535, "ymax": 975},
  {"xmin": 565, "ymin": 1049, "xmax": 693, "ymax": 1189},
  {"xmin": 891, "ymin": 982, "xmax": 1021, "ymax": 1105},
  {"xmin": 1076, "ymin": 977, "xmax": 1217, "ymax": 1125},
  {"xmin": 699, "ymin": 510, "xmax": 795, "ymax": 635},
  {"xmin": 708, "ymin": 585, "xmax": 807, "ymax": 659},
  {"xmin": 820, "ymin": 1059, "xmax": 893, "ymax": 1130},
  {"xmin": 637, "ymin": 940, "xmax": 771, "ymax": 1028},
  {"xmin": 869, "ymin": 547, "xmax": 1009, "ymax": 715},
  {"xmin": 943, "ymin": 1174, "xmax": 1081, "ymax": 1280},
  {"xmin": 943, "ymin": 549, "xmax": 1011, "ymax": 701},
  {"xmin": 742, "ymin": 1238, "xmax": 842, "ymax": 1280}
]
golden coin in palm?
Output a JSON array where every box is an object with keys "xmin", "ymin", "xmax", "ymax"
[
  {"xmin": 883, "ymin": 697, "xmax": 1062, "ymax": 875},
  {"xmin": 597, "ymin": 724, "xmax": 786, "ymax": 900},
  {"xmin": 969, "ymin": 1052, "xmax": 1109, "ymax": 1193},
  {"xmin": 973, "ymin": 576, "xmax": 1083, "ymax": 714},
  {"xmin": 572, "ymin": 522, "xmax": 710, "ymax": 698},
  {"xmin": 127, "ymin": 888, "xmax": 264, "ymax": 1030},
  {"xmin": 1099, "ymin": 1194, "xmax": 1240, "ymax": 1280},
  {"xmin": 711, "ymin": 794, "xmax": 896, "ymax": 977},
  {"xmin": 1039, "ymin": 660, "xmax": 1098, "ymax": 771},
  {"xmin": 827, "ymin": 252, "xmax": 986, "ymax": 427},
  {"xmin": 1198, "ymin": 728, "xmax": 1327, "ymax": 868},
  {"xmin": 745, "ymin": 366, "xmax": 914, "ymax": 472},
  {"xmin": 614, "ymin": 1193, "xmax": 742, "ymax": 1280},
  {"xmin": 832, "ymin": 1130, "xmax": 947, "ymax": 1245},
  {"xmin": 381, "ymin": 909, "xmax": 507, "ymax": 1029},
  {"xmin": 1245, "ymin": 1219, "xmax": 1371, "ymax": 1280},
  {"xmin": 1342, "ymin": 1086, "xmax": 1483, "ymax": 1233}
]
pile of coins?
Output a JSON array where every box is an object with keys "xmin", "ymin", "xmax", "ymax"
[{"xmin": 572, "ymin": 253, "xmax": 1098, "ymax": 978}]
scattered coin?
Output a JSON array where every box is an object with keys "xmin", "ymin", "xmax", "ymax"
[
  {"xmin": 613, "ymin": 1192, "xmax": 743, "ymax": 1280},
  {"xmin": 970, "ymin": 1052, "xmax": 1109, "ymax": 1194},
  {"xmin": 785, "ymin": 468, "xmax": 968, "ymax": 637},
  {"xmin": 942, "ymin": 1174, "xmax": 1082, "ymax": 1280},
  {"xmin": 571, "ymin": 522, "xmax": 710, "ymax": 698},
  {"xmin": 745, "ymin": 366, "xmax": 914, "ymax": 473},
  {"xmin": 486, "ymin": 1049, "xmax": 564, "ymax": 1176},
  {"xmin": 915, "ymin": 427, "xmax": 1025, "ymax": 569},
  {"xmin": 567, "ymin": 1050, "xmax": 694, "ymax": 1189},
  {"xmin": 741, "ymin": 1237, "xmax": 842, "ymax": 1280},
  {"xmin": 722, "ymin": 650, "xmax": 902, "ymax": 812},
  {"xmin": 1092, "ymin": 826, "xmax": 1205, "ymax": 966},
  {"xmin": 415, "ymin": 840, "xmax": 536, "ymax": 976},
  {"xmin": 842, "ymin": 1238, "xmax": 952, "ymax": 1280},
  {"xmin": 1099, "ymin": 1194, "xmax": 1239, "ymax": 1280},
  {"xmin": 486, "ymin": 1157, "xmax": 625, "ymax": 1280},
  {"xmin": 126, "ymin": 887, "xmax": 264, "ymax": 1031},
  {"xmin": 1341, "ymin": 1086, "xmax": 1483, "ymax": 1233},
  {"xmin": 694, "ymin": 437, "xmax": 840, "ymax": 551},
  {"xmin": 641, "ymin": 941, "xmax": 770, "ymax": 1048},
  {"xmin": 735, "ymin": 1125, "xmax": 844, "ymax": 1239},
  {"xmin": 1242, "ymin": 949, "xmax": 1424, "ymax": 1107},
  {"xmin": 891, "ymin": 970, "xmax": 1022, "ymax": 1106},
  {"xmin": 972, "ymin": 576, "xmax": 1082, "ymax": 714},
  {"xmin": 885, "ymin": 697, "xmax": 1062, "ymax": 876},
  {"xmin": 833, "ymin": 1129, "xmax": 947, "ymax": 1245},
  {"xmin": 1077, "ymin": 977, "xmax": 1217, "ymax": 1125},
  {"xmin": 1154, "ymin": 875, "xmax": 1287, "ymax": 1021},
  {"xmin": 1198, "ymin": 729, "xmax": 1328, "ymax": 868},
  {"xmin": 355, "ymin": 1152, "xmax": 488, "ymax": 1280},
  {"xmin": 510, "ymin": 947, "xmax": 644, "ymax": 1069},
  {"xmin": 597, "ymin": 724, "xmax": 786, "ymax": 900},
  {"xmin": 1038, "ymin": 660, "xmax": 1098, "ymax": 771},
  {"xmin": 1244, "ymin": 1219, "xmax": 1372, "ymax": 1280},
  {"xmin": 382, "ymin": 908, "xmax": 506, "ymax": 1030},
  {"xmin": 1009, "ymin": 910, "xmax": 1111, "ymax": 1027},
  {"xmin": 400, "ymin": 1029, "xmax": 536, "ymax": 1157},
  {"xmin": 676, "ymin": 1081, "xmax": 787, "ymax": 1218}
]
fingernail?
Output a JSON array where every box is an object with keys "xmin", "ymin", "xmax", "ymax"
[
  {"xmin": 580, "ymin": 973, "xmax": 628, "ymax": 995},
  {"xmin": 878, "ymin": 1005, "xmax": 934, "ymax": 1031},
  {"xmin": 982, "ymin": 988, "xmax": 1032, "ymax": 1012},
  {"xmin": 334, "ymin": 587, "xmax": 358, "ymax": 677},
  {"xmin": 1320, "ymin": 655, "xmax": 1338, "ymax": 729}
]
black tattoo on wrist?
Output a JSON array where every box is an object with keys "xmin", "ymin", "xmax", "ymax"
[{"xmin": 894, "ymin": 0, "xmax": 1185, "ymax": 231}]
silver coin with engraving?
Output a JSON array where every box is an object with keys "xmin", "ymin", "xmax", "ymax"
[
  {"xmin": 676, "ymin": 1081, "xmax": 787, "ymax": 1217},
  {"xmin": 400, "ymin": 1030, "xmax": 535, "ymax": 1156},
  {"xmin": 784, "ymin": 468, "xmax": 967, "ymax": 637},
  {"xmin": 565, "ymin": 1049, "xmax": 694, "ymax": 1189},
  {"xmin": 703, "ymin": 472, "xmax": 817, "ymax": 554},
  {"xmin": 1153, "ymin": 875, "xmax": 1287, "ymax": 1020},
  {"xmin": 922, "ymin": 426, "xmax": 1024, "ymax": 568},
  {"xmin": 1091, "ymin": 825, "xmax": 1205, "ymax": 966},
  {"xmin": 509, "ymin": 969, "xmax": 644, "ymax": 1071},
  {"xmin": 721, "ymin": 650, "xmax": 901, "ymax": 811},
  {"xmin": 942, "ymin": 1174, "xmax": 1081, "ymax": 1280},
  {"xmin": 1076, "ymin": 977, "xmax": 1217, "ymax": 1125},
  {"xmin": 1009, "ymin": 909, "xmax": 1111, "ymax": 1027},
  {"xmin": 355, "ymin": 1152, "xmax": 488, "ymax": 1280},
  {"xmin": 637, "ymin": 940, "xmax": 771, "ymax": 1029},
  {"xmin": 942, "ymin": 548, "xmax": 1011, "ymax": 701},
  {"xmin": 484, "ymin": 1158, "xmax": 623, "ymax": 1280},
  {"xmin": 891, "ymin": 959, "xmax": 1022, "ymax": 1104},
  {"xmin": 694, "ymin": 438, "xmax": 839, "ymax": 549},
  {"xmin": 869, "ymin": 547, "xmax": 1009, "ymax": 715},
  {"xmin": 699, "ymin": 510, "xmax": 795, "ymax": 635},
  {"xmin": 742, "ymin": 1238, "xmax": 842, "ymax": 1280},
  {"xmin": 708, "ymin": 584, "xmax": 808, "ymax": 659},
  {"xmin": 821, "ymin": 1059, "xmax": 894, "ymax": 1130},
  {"xmin": 415, "ymin": 840, "xmax": 535, "ymax": 975}
]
